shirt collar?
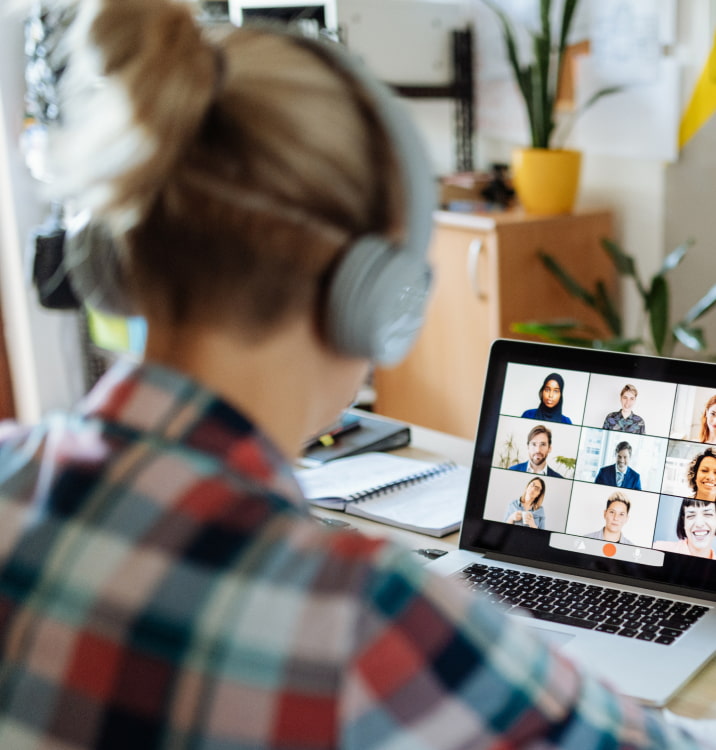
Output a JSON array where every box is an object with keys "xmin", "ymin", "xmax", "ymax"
[{"xmin": 79, "ymin": 358, "xmax": 306, "ymax": 510}]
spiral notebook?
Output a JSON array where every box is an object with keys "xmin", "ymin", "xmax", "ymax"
[{"xmin": 295, "ymin": 452, "xmax": 470, "ymax": 536}]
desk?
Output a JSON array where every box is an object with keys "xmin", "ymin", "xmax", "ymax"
[{"xmin": 315, "ymin": 422, "xmax": 716, "ymax": 720}]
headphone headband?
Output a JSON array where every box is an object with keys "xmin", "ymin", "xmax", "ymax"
[{"xmin": 63, "ymin": 26, "xmax": 436, "ymax": 366}]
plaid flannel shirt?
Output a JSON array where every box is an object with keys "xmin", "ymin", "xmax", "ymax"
[{"xmin": 0, "ymin": 359, "xmax": 704, "ymax": 749}]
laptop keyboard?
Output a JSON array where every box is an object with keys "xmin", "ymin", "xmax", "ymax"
[{"xmin": 456, "ymin": 563, "xmax": 709, "ymax": 645}]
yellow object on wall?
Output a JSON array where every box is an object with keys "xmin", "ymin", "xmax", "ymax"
[{"xmin": 679, "ymin": 32, "xmax": 716, "ymax": 150}]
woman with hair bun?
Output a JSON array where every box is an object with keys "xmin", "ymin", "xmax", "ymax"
[{"xmin": 0, "ymin": 1, "xmax": 705, "ymax": 747}]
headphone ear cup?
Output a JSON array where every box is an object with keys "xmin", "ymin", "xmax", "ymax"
[
  {"xmin": 325, "ymin": 236, "xmax": 432, "ymax": 365},
  {"xmin": 287, "ymin": 36, "xmax": 435, "ymax": 364},
  {"xmin": 63, "ymin": 211, "xmax": 137, "ymax": 317}
]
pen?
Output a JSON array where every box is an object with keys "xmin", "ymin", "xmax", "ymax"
[{"xmin": 307, "ymin": 420, "xmax": 361, "ymax": 449}]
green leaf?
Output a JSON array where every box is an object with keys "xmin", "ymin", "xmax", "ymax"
[
  {"xmin": 551, "ymin": 85, "xmax": 627, "ymax": 147},
  {"xmin": 578, "ymin": 85, "xmax": 626, "ymax": 113},
  {"xmin": 647, "ymin": 275, "xmax": 669, "ymax": 355},
  {"xmin": 600, "ymin": 238, "xmax": 637, "ymax": 277},
  {"xmin": 536, "ymin": 1, "xmax": 552, "ymax": 145},
  {"xmin": 510, "ymin": 322, "xmax": 598, "ymax": 348},
  {"xmin": 558, "ymin": 0, "xmax": 579, "ymax": 52},
  {"xmin": 512, "ymin": 319, "xmax": 583, "ymax": 331},
  {"xmin": 482, "ymin": 2, "xmax": 529, "ymax": 100},
  {"xmin": 593, "ymin": 280, "xmax": 622, "ymax": 337},
  {"xmin": 659, "ymin": 241, "xmax": 691, "ymax": 274},
  {"xmin": 600, "ymin": 237, "xmax": 651, "ymax": 298},
  {"xmin": 595, "ymin": 337, "xmax": 642, "ymax": 353},
  {"xmin": 531, "ymin": 32, "xmax": 552, "ymax": 147},
  {"xmin": 681, "ymin": 282, "xmax": 716, "ymax": 324},
  {"xmin": 538, "ymin": 251, "xmax": 596, "ymax": 307},
  {"xmin": 673, "ymin": 325, "xmax": 707, "ymax": 352}
]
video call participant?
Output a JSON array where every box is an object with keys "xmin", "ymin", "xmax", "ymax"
[
  {"xmin": 509, "ymin": 424, "xmax": 564, "ymax": 477},
  {"xmin": 603, "ymin": 383, "xmax": 646, "ymax": 434},
  {"xmin": 0, "ymin": 1, "xmax": 705, "ymax": 747},
  {"xmin": 520, "ymin": 372, "xmax": 573, "ymax": 424},
  {"xmin": 504, "ymin": 477, "xmax": 546, "ymax": 529},
  {"xmin": 654, "ymin": 499, "xmax": 716, "ymax": 559},
  {"xmin": 687, "ymin": 447, "xmax": 716, "ymax": 502},
  {"xmin": 696, "ymin": 394, "xmax": 716, "ymax": 444},
  {"xmin": 594, "ymin": 441, "xmax": 642, "ymax": 490},
  {"xmin": 585, "ymin": 491, "xmax": 635, "ymax": 545}
]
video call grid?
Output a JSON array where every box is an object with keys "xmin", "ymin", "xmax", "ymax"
[{"xmin": 483, "ymin": 362, "xmax": 716, "ymax": 559}]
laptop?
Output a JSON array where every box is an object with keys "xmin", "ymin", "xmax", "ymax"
[{"xmin": 427, "ymin": 338, "xmax": 716, "ymax": 706}]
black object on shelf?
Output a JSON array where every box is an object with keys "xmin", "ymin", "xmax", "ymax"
[
  {"xmin": 481, "ymin": 163, "xmax": 515, "ymax": 209},
  {"xmin": 387, "ymin": 27, "xmax": 475, "ymax": 173}
]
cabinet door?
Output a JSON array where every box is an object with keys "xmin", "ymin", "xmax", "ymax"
[
  {"xmin": 493, "ymin": 211, "xmax": 615, "ymax": 337},
  {"xmin": 373, "ymin": 224, "xmax": 497, "ymax": 439}
]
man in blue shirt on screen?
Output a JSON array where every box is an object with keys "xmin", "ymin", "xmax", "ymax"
[{"xmin": 595, "ymin": 441, "xmax": 642, "ymax": 489}]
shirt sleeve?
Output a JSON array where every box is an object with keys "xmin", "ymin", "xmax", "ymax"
[{"xmin": 340, "ymin": 545, "xmax": 711, "ymax": 750}]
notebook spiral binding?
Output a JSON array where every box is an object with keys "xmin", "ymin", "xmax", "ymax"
[{"xmin": 347, "ymin": 461, "xmax": 457, "ymax": 503}]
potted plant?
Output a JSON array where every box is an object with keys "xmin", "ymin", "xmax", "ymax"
[
  {"xmin": 482, "ymin": 0, "xmax": 621, "ymax": 214},
  {"xmin": 512, "ymin": 237, "xmax": 716, "ymax": 358}
]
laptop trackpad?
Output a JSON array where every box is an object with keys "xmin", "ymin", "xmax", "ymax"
[{"xmin": 527, "ymin": 625, "xmax": 575, "ymax": 649}]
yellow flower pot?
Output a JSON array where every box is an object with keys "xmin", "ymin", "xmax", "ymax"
[{"xmin": 512, "ymin": 147, "xmax": 582, "ymax": 215}]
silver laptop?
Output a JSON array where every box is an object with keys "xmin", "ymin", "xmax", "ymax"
[{"xmin": 428, "ymin": 339, "xmax": 716, "ymax": 706}]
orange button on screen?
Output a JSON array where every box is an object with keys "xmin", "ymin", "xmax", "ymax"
[{"xmin": 603, "ymin": 543, "xmax": 617, "ymax": 557}]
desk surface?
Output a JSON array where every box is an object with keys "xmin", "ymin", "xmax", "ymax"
[{"xmin": 317, "ymin": 421, "xmax": 716, "ymax": 720}]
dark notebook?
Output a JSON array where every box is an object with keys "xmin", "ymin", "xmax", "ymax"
[{"xmin": 302, "ymin": 409, "xmax": 411, "ymax": 464}]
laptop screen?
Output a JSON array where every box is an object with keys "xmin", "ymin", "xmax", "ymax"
[{"xmin": 461, "ymin": 339, "xmax": 716, "ymax": 599}]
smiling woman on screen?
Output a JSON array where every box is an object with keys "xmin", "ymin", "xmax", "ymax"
[
  {"xmin": 687, "ymin": 448, "xmax": 716, "ymax": 502},
  {"xmin": 655, "ymin": 499, "xmax": 716, "ymax": 559}
]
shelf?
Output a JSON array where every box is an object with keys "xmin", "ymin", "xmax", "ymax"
[{"xmin": 385, "ymin": 27, "xmax": 474, "ymax": 172}]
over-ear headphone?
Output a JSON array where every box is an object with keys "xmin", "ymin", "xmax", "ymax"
[
  {"xmin": 63, "ymin": 28, "xmax": 435, "ymax": 366},
  {"xmin": 294, "ymin": 35, "xmax": 436, "ymax": 366}
]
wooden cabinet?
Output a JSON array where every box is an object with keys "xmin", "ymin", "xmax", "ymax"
[{"xmin": 373, "ymin": 209, "xmax": 615, "ymax": 439}]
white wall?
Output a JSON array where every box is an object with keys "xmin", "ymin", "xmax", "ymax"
[
  {"xmin": 0, "ymin": 7, "xmax": 85, "ymax": 422},
  {"xmin": 663, "ymin": 0, "xmax": 716, "ymax": 352},
  {"xmin": 337, "ymin": 0, "xmax": 472, "ymax": 174}
]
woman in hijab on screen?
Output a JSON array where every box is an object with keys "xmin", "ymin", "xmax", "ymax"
[{"xmin": 521, "ymin": 372, "xmax": 572, "ymax": 424}]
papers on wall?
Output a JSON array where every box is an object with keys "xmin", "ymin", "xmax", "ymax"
[
  {"xmin": 474, "ymin": 0, "xmax": 680, "ymax": 161},
  {"xmin": 569, "ymin": 55, "xmax": 680, "ymax": 163}
]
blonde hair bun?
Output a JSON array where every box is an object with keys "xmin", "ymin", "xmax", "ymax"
[{"xmin": 51, "ymin": 0, "xmax": 217, "ymax": 232}]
